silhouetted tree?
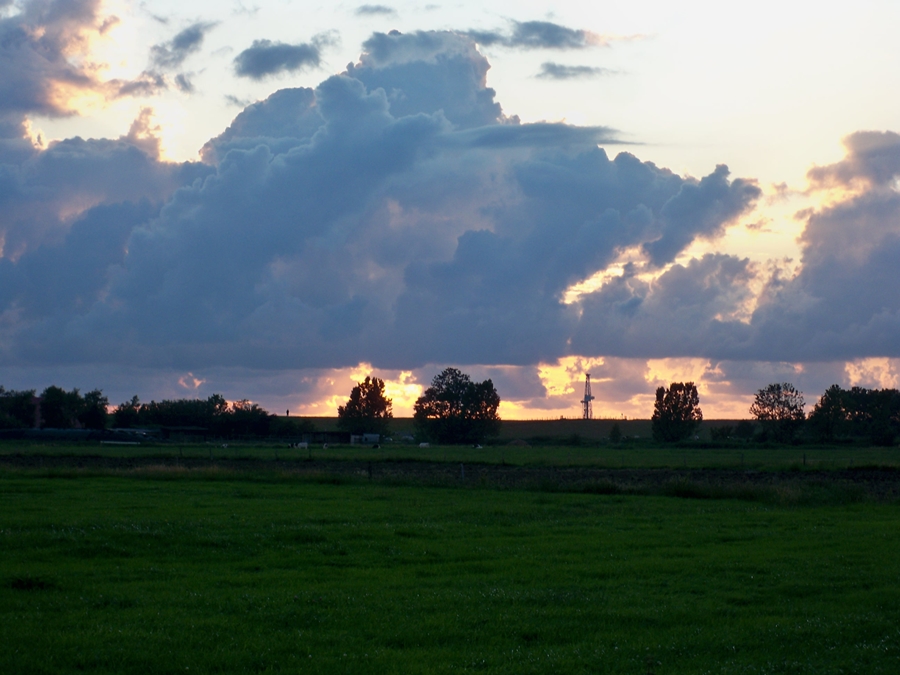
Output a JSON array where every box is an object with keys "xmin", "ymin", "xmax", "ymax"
[
  {"xmin": 750, "ymin": 382, "xmax": 805, "ymax": 442},
  {"xmin": 807, "ymin": 384, "xmax": 847, "ymax": 442},
  {"xmin": 337, "ymin": 376, "xmax": 393, "ymax": 436},
  {"xmin": 0, "ymin": 387, "xmax": 37, "ymax": 429},
  {"xmin": 112, "ymin": 396, "xmax": 142, "ymax": 428},
  {"xmin": 651, "ymin": 382, "xmax": 702, "ymax": 442},
  {"xmin": 79, "ymin": 389, "xmax": 109, "ymax": 430},
  {"xmin": 222, "ymin": 399, "xmax": 272, "ymax": 437},
  {"xmin": 110, "ymin": 394, "xmax": 276, "ymax": 437},
  {"xmin": 139, "ymin": 394, "xmax": 228, "ymax": 429},
  {"xmin": 414, "ymin": 368, "xmax": 500, "ymax": 444},
  {"xmin": 39, "ymin": 386, "xmax": 83, "ymax": 429},
  {"xmin": 850, "ymin": 387, "xmax": 900, "ymax": 446}
]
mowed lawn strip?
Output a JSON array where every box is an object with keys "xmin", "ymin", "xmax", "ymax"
[{"xmin": 1, "ymin": 475, "xmax": 899, "ymax": 674}]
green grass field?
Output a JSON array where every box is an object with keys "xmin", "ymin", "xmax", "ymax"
[{"xmin": 2, "ymin": 470, "xmax": 900, "ymax": 673}]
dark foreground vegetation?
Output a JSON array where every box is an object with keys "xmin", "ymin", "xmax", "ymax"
[{"xmin": 2, "ymin": 462, "xmax": 899, "ymax": 674}]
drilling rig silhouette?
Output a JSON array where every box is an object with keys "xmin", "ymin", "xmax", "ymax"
[{"xmin": 581, "ymin": 373, "xmax": 594, "ymax": 420}]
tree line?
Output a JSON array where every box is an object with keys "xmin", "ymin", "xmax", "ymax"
[
  {"xmin": 0, "ymin": 386, "xmax": 108, "ymax": 430},
  {"xmin": 652, "ymin": 381, "xmax": 900, "ymax": 445},
  {"xmin": 0, "ymin": 387, "xmax": 312, "ymax": 438},
  {"xmin": 4, "ymin": 376, "xmax": 897, "ymax": 446}
]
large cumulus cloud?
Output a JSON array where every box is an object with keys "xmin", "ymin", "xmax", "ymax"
[
  {"xmin": 346, "ymin": 30, "xmax": 506, "ymax": 128},
  {"xmin": 5, "ymin": 25, "xmax": 897, "ymax": 411},
  {"xmin": 0, "ymin": 29, "xmax": 764, "ymax": 378}
]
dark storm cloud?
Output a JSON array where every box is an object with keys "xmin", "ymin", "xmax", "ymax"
[
  {"xmin": 355, "ymin": 4, "xmax": 396, "ymax": 16},
  {"xmin": 536, "ymin": 63, "xmax": 614, "ymax": 79},
  {"xmin": 467, "ymin": 20, "xmax": 601, "ymax": 50},
  {"xmin": 233, "ymin": 39, "xmax": 323, "ymax": 79},
  {"xmin": 150, "ymin": 22, "xmax": 216, "ymax": 69}
]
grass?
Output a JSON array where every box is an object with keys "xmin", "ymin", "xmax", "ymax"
[
  {"xmin": 2, "ymin": 472, "xmax": 900, "ymax": 673},
  {"xmin": 3, "ymin": 439, "xmax": 900, "ymax": 471}
]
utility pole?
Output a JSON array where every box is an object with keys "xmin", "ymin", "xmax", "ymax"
[{"xmin": 581, "ymin": 373, "xmax": 594, "ymax": 420}]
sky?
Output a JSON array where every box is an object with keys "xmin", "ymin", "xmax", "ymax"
[{"xmin": 1, "ymin": 0, "xmax": 900, "ymax": 420}]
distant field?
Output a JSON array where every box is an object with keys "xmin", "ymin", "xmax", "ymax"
[
  {"xmin": 3, "ymin": 438, "xmax": 900, "ymax": 472},
  {"xmin": 2, "ymin": 473, "xmax": 899, "ymax": 674},
  {"xmin": 305, "ymin": 416, "xmax": 657, "ymax": 441}
]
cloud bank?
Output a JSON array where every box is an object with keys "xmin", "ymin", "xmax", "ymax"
[{"xmin": 1, "ymin": 19, "xmax": 898, "ymax": 412}]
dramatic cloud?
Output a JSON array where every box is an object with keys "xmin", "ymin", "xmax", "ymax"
[
  {"xmin": 572, "ymin": 254, "xmax": 758, "ymax": 360},
  {"xmin": 564, "ymin": 132, "xmax": 900, "ymax": 365},
  {"xmin": 0, "ymin": 101, "xmax": 211, "ymax": 286},
  {"xmin": 6, "ymin": 24, "xmax": 895, "ymax": 414},
  {"xmin": 468, "ymin": 20, "xmax": 603, "ymax": 50},
  {"xmin": 346, "ymin": 30, "xmax": 505, "ymax": 128},
  {"xmin": 536, "ymin": 63, "xmax": 614, "ymax": 80},
  {"xmin": 355, "ymin": 4, "xmax": 396, "ymax": 16},
  {"xmin": 0, "ymin": 0, "xmax": 109, "ymax": 120},
  {"xmin": 233, "ymin": 39, "xmax": 323, "ymax": 79},
  {"xmin": 0, "ymin": 30, "xmax": 763, "ymax": 378},
  {"xmin": 0, "ymin": 0, "xmax": 177, "ymax": 127},
  {"xmin": 150, "ymin": 22, "xmax": 216, "ymax": 69},
  {"xmin": 688, "ymin": 131, "xmax": 900, "ymax": 363},
  {"xmin": 200, "ymin": 87, "xmax": 323, "ymax": 163},
  {"xmin": 807, "ymin": 130, "xmax": 900, "ymax": 190}
]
